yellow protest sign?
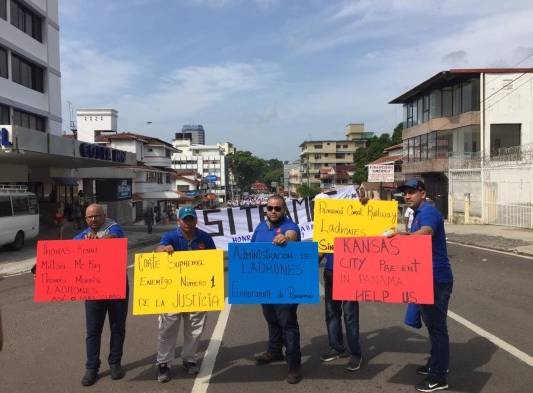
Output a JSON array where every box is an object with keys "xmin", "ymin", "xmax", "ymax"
[
  {"xmin": 313, "ymin": 199, "xmax": 398, "ymax": 253},
  {"xmin": 133, "ymin": 249, "xmax": 224, "ymax": 315}
]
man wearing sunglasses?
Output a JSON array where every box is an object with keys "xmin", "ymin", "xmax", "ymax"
[{"xmin": 251, "ymin": 194, "xmax": 303, "ymax": 384}]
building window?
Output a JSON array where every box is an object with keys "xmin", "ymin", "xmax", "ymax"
[
  {"xmin": 10, "ymin": 0, "xmax": 43, "ymax": 42},
  {"xmin": 442, "ymin": 87, "xmax": 453, "ymax": 117},
  {"xmin": 408, "ymin": 138, "xmax": 415, "ymax": 162},
  {"xmin": 413, "ymin": 135, "xmax": 421, "ymax": 161},
  {"xmin": 0, "ymin": 0, "xmax": 6, "ymax": 20},
  {"xmin": 313, "ymin": 144, "xmax": 322, "ymax": 149},
  {"xmin": 11, "ymin": 54, "xmax": 44, "ymax": 92},
  {"xmin": 314, "ymin": 154, "xmax": 321, "ymax": 159},
  {"xmin": 1, "ymin": 103, "xmax": 10, "ymax": 125},
  {"xmin": 453, "ymin": 84, "xmax": 462, "ymax": 116},
  {"xmin": 430, "ymin": 89, "xmax": 442, "ymax": 119},
  {"xmin": 490, "ymin": 124, "xmax": 521, "ymax": 156},
  {"xmin": 428, "ymin": 132, "xmax": 436, "ymax": 159},
  {"xmin": 422, "ymin": 95, "xmax": 430, "ymax": 122},
  {"xmin": 13, "ymin": 108, "xmax": 45, "ymax": 131},
  {"xmin": 461, "ymin": 81, "xmax": 473, "ymax": 112},
  {"xmin": 420, "ymin": 133, "xmax": 428, "ymax": 160},
  {"xmin": 0, "ymin": 42, "xmax": 13, "ymax": 78},
  {"xmin": 436, "ymin": 131, "xmax": 453, "ymax": 159},
  {"xmin": 0, "ymin": 46, "xmax": 7, "ymax": 79},
  {"xmin": 336, "ymin": 153, "xmax": 344, "ymax": 159}
]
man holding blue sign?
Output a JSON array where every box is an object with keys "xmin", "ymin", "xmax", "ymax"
[{"xmin": 251, "ymin": 195, "xmax": 303, "ymax": 384}]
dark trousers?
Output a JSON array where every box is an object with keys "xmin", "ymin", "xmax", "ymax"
[
  {"xmin": 420, "ymin": 281, "xmax": 453, "ymax": 378},
  {"xmin": 261, "ymin": 304, "xmax": 301, "ymax": 366},
  {"xmin": 324, "ymin": 269, "xmax": 361, "ymax": 355},
  {"xmin": 84, "ymin": 281, "xmax": 129, "ymax": 370},
  {"xmin": 146, "ymin": 221, "xmax": 153, "ymax": 234}
]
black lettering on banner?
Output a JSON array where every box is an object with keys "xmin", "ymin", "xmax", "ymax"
[
  {"xmin": 240, "ymin": 206, "xmax": 255, "ymax": 232},
  {"xmin": 227, "ymin": 208, "xmax": 236, "ymax": 235},
  {"xmin": 202, "ymin": 209, "xmax": 223, "ymax": 237},
  {"xmin": 258, "ymin": 205, "xmax": 267, "ymax": 222}
]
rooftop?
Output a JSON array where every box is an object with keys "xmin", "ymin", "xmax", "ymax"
[{"xmin": 389, "ymin": 68, "xmax": 533, "ymax": 104}]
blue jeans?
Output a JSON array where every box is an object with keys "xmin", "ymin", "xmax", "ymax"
[
  {"xmin": 84, "ymin": 280, "xmax": 129, "ymax": 370},
  {"xmin": 261, "ymin": 304, "xmax": 301, "ymax": 366},
  {"xmin": 323, "ymin": 269, "xmax": 361, "ymax": 356},
  {"xmin": 420, "ymin": 281, "xmax": 453, "ymax": 378}
]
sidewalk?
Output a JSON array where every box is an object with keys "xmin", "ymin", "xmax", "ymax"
[
  {"xmin": 0, "ymin": 221, "xmax": 160, "ymax": 277},
  {"xmin": 445, "ymin": 223, "xmax": 533, "ymax": 256}
]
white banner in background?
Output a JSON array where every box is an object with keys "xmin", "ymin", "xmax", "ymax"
[{"xmin": 196, "ymin": 187, "xmax": 359, "ymax": 250}]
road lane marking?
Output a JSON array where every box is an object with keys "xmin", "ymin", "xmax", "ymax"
[
  {"xmin": 447, "ymin": 241, "xmax": 533, "ymax": 260},
  {"xmin": 191, "ymin": 298, "xmax": 232, "ymax": 393},
  {"xmin": 448, "ymin": 310, "xmax": 533, "ymax": 367}
]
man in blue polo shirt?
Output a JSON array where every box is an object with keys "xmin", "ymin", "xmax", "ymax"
[
  {"xmin": 74, "ymin": 204, "xmax": 128, "ymax": 387},
  {"xmin": 251, "ymin": 194, "xmax": 303, "ymax": 384},
  {"xmin": 155, "ymin": 206, "xmax": 216, "ymax": 383},
  {"xmin": 397, "ymin": 179, "xmax": 453, "ymax": 392}
]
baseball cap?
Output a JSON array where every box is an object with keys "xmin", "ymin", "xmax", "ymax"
[
  {"xmin": 398, "ymin": 179, "xmax": 426, "ymax": 193},
  {"xmin": 178, "ymin": 206, "xmax": 197, "ymax": 219}
]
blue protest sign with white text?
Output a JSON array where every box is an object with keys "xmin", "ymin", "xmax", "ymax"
[{"xmin": 228, "ymin": 242, "xmax": 319, "ymax": 304}]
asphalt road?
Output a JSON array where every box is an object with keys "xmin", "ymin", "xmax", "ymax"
[{"xmin": 1, "ymin": 242, "xmax": 532, "ymax": 393}]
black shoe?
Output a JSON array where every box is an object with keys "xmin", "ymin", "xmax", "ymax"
[
  {"xmin": 81, "ymin": 369, "xmax": 98, "ymax": 386},
  {"xmin": 182, "ymin": 361, "xmax": 200, "ymax": 375},
  {"xmin": 416, "ymin": 365, "xmax": 429, "ymax": 375},
  {"xmin": 110, "ymin": 364, "xmax": 125, "ymax": 380},
  {"xmin": 254, "ymin": 351, "xmax": 285, "ymax": 364},
  {"xmin": 415, "ymin": 377, "xmax": 448, "ymax": 392},
  {"xmin": 320, "ymin": 348, "xmax": 347, "ymax": 362},
  {"xmin": 157, "ymin": 363, "xmax": 171, "ymax": 383},
  {"xmin": 346, "ymin": 354, "xmax": 362, "ymax": 371},
  {"xmin": 287, "ymin": 365, "xmax": 302, "ymax": 384}
]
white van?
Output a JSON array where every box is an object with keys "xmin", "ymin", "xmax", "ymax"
[{"xmin": 0, "ymin": 186, "xmax": 39, "ymax": 250}]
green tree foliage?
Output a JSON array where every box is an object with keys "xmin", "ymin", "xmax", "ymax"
[
  {"xmin": 227, "ymin": 152, "xmax": 284, "ymax": 192},
  {"xmin": 352, "ymin": 133, "xmax": 393, "ymax": 185},
  {"xmin": 392, "ymin": 122, "xmax": 403, "ymax": 145},
  {"xmin": 297, "ymin": 183, "xmax": 320, "ymax": 198}
]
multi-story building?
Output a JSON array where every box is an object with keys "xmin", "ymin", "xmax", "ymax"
[
  {"xmin": 0, "ymin": 0, "xmax": 61, "ymax": 135},
  {"xmin": 76, "ymin": 108, "xmax": 118, "ymax": 142},
  {"xmin": 174, "ymin": 124, "xmax": 205, "ymax": 145},
  {"xmin": 172, "ymin": 139, "xmax": 232, "ymax": 203},
  {"xmin": 389, "ymin": 68, "xmax": 533, "ymax": 217},
  {"xmin": 1, "ymin": 2, "xmax": 138, "ymax": 226},
  {"xmin": 283, "ymin": 160, "xmax": 300, "ymax": 196},
  {"xmin": 299, "ymin": 124, "xmax": 373, "ymax": 189}
]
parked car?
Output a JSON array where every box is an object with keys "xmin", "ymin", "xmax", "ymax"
[{"xmin": 0, "ymin": 186, "xmax": 39, "ymax": 250}]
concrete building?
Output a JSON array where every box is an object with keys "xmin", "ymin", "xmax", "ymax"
[
  {"xmin": 76, "ymin": 108, "xmax": 118, "ymax": 143},
  {"xmin": 389, "ymin": 68, "xmax": 533, "ymax": 218},
  {"xmin": 174, "ymin": 124, "xmax": 205, "ymax": 145},
  {"xmin": 299, "ymin": 124, "xmax": 373, "ymax": 189},
  {"xmin": 283, "ymin": 160, "xmax": 300, "ymax": 196},
  {"xmin": 0, "ymin": 0, "xmax": 62, "ymax": 135},
  {"xmin": 0, "ymin": 1, "xmax": 138, "ymax": 226},
  {"xmin": 172, "ymin": 139, "xmax": 233, "ymax": 203}
]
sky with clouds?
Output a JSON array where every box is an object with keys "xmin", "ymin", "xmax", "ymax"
[{"xmin": 59, "ymin": 0, "xmax": 533, "ymax": 160}]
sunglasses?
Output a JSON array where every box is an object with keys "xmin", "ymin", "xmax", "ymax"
[{"xmin": 266, "ymin": 205, "xmax": 282, "ymax": 212}]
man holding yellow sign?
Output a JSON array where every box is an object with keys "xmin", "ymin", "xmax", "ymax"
[{"xmin": 154, "ymin": 206, "xmax": 217, "ymax": 383}]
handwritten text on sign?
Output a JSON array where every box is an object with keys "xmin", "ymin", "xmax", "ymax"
[
  {"xmin": 333, "ymin": 236, "xmax": 434, "ymax": 304},
  {"xmin": 228, "ymin": 242, "xmax": 319, "ymax": 304},
  {"xmin": 313, "ymin": 199, "xmax": 398, "ymax": 253},
  {"xmin": 133, "ymin": 249, "xmax": 224, "ymax": 315},
  {"xmin": 34, "ymin": 239, "xmax": 127, "ymax": 302}
]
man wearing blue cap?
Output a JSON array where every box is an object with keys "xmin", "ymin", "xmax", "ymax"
[
  {"xmin": 154, "ymin": 205, "xmax": 216, "ymax": 383},
  {"xmin": 396, "ymin": 179, "xmax": 453, "ymax": 392}
]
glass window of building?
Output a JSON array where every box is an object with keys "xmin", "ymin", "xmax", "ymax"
[
  {"xmin": 0, "ymin": 46, "xmax": 7, "ymax": 79},
  {"xmin": 417, "ymin": 98, "xmax": 423, "ymax": 125},
  {"xmin": 436, "ymin": 131, "xmax": 453, "ymax": 159},
  {"xmin": 420, "ymin": 133, "xmax": 428, "ymax": 160},
  {"xmin": 0, "ymin": 0, "xmax": 6, "ymax": 20},
  {"xmin": 411, "ymin": 101, "xmax": 417, "ymax": 126},
  {"xmin": 442, "ymin": 87, "xmax": 453, "ymax": 116},
  {"xmin": 461, "ymin": 81, "xmax": 472, "ymax": 112},
  {"xmin": 423, "ymin": 95, "xmax": 430, "ymax": 122},
  {"xmin": 471, "ymin": 78, "xmax": 480, "ymax": 110},
  {"xmin": 403, "ymin": 139, "xmax": 408, "ymax": 161},
  {"xmin": 428, "ymin": 132, "xmax": 436, "ymax": 159},
  {"xmin": 490, "ymin": 124, "xmax": 521, "ymax": 155},
  {"xmin": 0, "ymin": 104, "xmax": 9, "ymax": 125},
  {"xmin": 453, "ymin": 84, "xmax": 462, "ymax": 116},
  {"xmin": 408, "ymin": 138, "xmax": 414, "ymax": 162},
  {"xmin": 11, "ymin": 54, "xmax": 44, "ymax": 93},
  {"xmin": 413, "ymin": 136, "xmax": 421, "ymax": 161},
  {"xmin": 10, "ymin": 1, "xmax": 43, "ymax": 42},
  {"xmin": 13, "ymin": 108, "xmax": 45, "ymax": 131},
  {"xmin": 430, "ymin": 89, "xmax": 441, "ymax": 119}
]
